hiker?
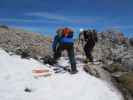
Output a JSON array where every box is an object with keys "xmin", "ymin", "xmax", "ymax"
[
  {"xmin": 52, "ymin": 27, "xmax": 78, "ymax": 74},
  {"xmin": 79, "ymin": 29, "xmax": 98, "ymax": 63}
]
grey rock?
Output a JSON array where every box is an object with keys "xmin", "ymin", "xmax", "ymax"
[{"xmin": 0, "ymin": 27, "xmax": 52, "ymax": 58}]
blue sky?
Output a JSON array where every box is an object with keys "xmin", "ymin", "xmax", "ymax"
[{"xmin": 0, "ymin": 0, "xmax": 133, "ymax": 37}]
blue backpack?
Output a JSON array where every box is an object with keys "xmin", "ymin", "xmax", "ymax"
[{"xmin": 60, "ymin": 32, "xmax": 74, "ymax": 45}]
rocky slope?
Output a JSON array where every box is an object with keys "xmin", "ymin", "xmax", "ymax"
[
  {"xmin": 0, "ymin": 25, "xmax": 52, "ymax": 59},
  {"xmin": 75, "ymin": 30, "xmax": 133, "ymax": 100}
]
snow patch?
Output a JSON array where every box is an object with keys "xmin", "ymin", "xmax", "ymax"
[{"xmin": 0, "ymin": 49, "xmax": 123, "ymax": 100}]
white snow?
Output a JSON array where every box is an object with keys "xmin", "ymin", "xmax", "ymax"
[{"xmin": 0, "ymin": 49, "xmax": 123, "ymax": 100}]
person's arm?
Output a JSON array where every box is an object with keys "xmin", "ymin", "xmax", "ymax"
[
  {"xmin": 52, "ymin": 35, "xmax": 58, "ymax": 52},
  {"xmin": 78, "ymin": 33, "xmax": 84, "ymax": 45}
]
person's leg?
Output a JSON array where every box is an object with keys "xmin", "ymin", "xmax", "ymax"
[
  {"xmin": 89, "ymin": 43, "xmax": 96, "ymax": 62},
  {"xmin": 67, "ymin": 46, "xmax": 77, "ymax": 73},
  {"xmin": 87, "ymin": 49, "xmax": 93, "ymax": 62},
  {"xmin": 53, "ymin": 46, "xmax": 62, "ymax": 62},
  {"xmin": 84, "ymin": 43, "xmax": 93, "ymax": 62}
]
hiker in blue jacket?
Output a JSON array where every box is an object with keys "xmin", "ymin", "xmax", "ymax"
[{"xmin": 52, "ymin": 28, "xmax": 78, "ymax": 74}]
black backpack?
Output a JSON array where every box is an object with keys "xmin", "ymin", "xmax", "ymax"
[{"xmin": 83, "ymin": 29, "xmax": 98, "ymax": 42}]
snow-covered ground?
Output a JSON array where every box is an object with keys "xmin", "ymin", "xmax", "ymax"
[{"xmin": 0, "ymin": 49, "xmax": 123, "ymax": 100}]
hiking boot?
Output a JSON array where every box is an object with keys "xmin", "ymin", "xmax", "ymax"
[
  {"xmin": 41, "ymin": 56, "xmax": 57, "ymax": 65},
  {"xmin": 69, "ymin": 69, "xmax": 78, "ymax": 74},
  {"xmin": 70, "ymin": 64, "xmax": 78, "ymax": 74}
]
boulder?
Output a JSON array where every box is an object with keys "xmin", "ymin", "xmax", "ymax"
[
  {"xmin": 117, "ymin": 72, "xmax": 133, "ymax": 96},
  {"xmin": 103, "ymin": 63, "xmax": 129, "ymax": 73}
]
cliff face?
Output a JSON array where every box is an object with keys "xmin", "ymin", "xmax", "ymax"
[{"xmin": 0, "ymin": 25, "xmax": 52, "ymax": 59}]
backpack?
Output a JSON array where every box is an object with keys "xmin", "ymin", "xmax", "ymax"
[
  {"xmin": 92, "ymin": 29, "xmax": 98, "ymax": 42},
  {"xmin": 83, "ymin": 29, "xmax": 98, "ymax": 42},
  {"xmin": 62, "ymin": 28, "xmax": 73, "ymax": 37},
  {"xmin": 60, "ymin": 28, "xmax": 74, "ymax": 44},
  {"xmin": 83, "ymin": 30, "xmax": 90, "ymax": 41}
]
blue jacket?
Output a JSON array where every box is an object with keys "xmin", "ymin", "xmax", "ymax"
[{"xmin": 52, "ymin": 35, "xmax": 61, "ymax": 50}]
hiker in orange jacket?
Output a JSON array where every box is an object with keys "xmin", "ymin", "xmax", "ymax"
[{"xmin": 52, "ymin": 28, "xmax": 78, "ymax": 74}]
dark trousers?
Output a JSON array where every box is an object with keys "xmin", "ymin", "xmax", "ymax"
[
  {"xmin": 54, "ymin": 45, "xmax": 77, "ymax": 71},
  {"xmin": 84, "ymin": 42, "xmax": 95, "ymax": 62}
]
